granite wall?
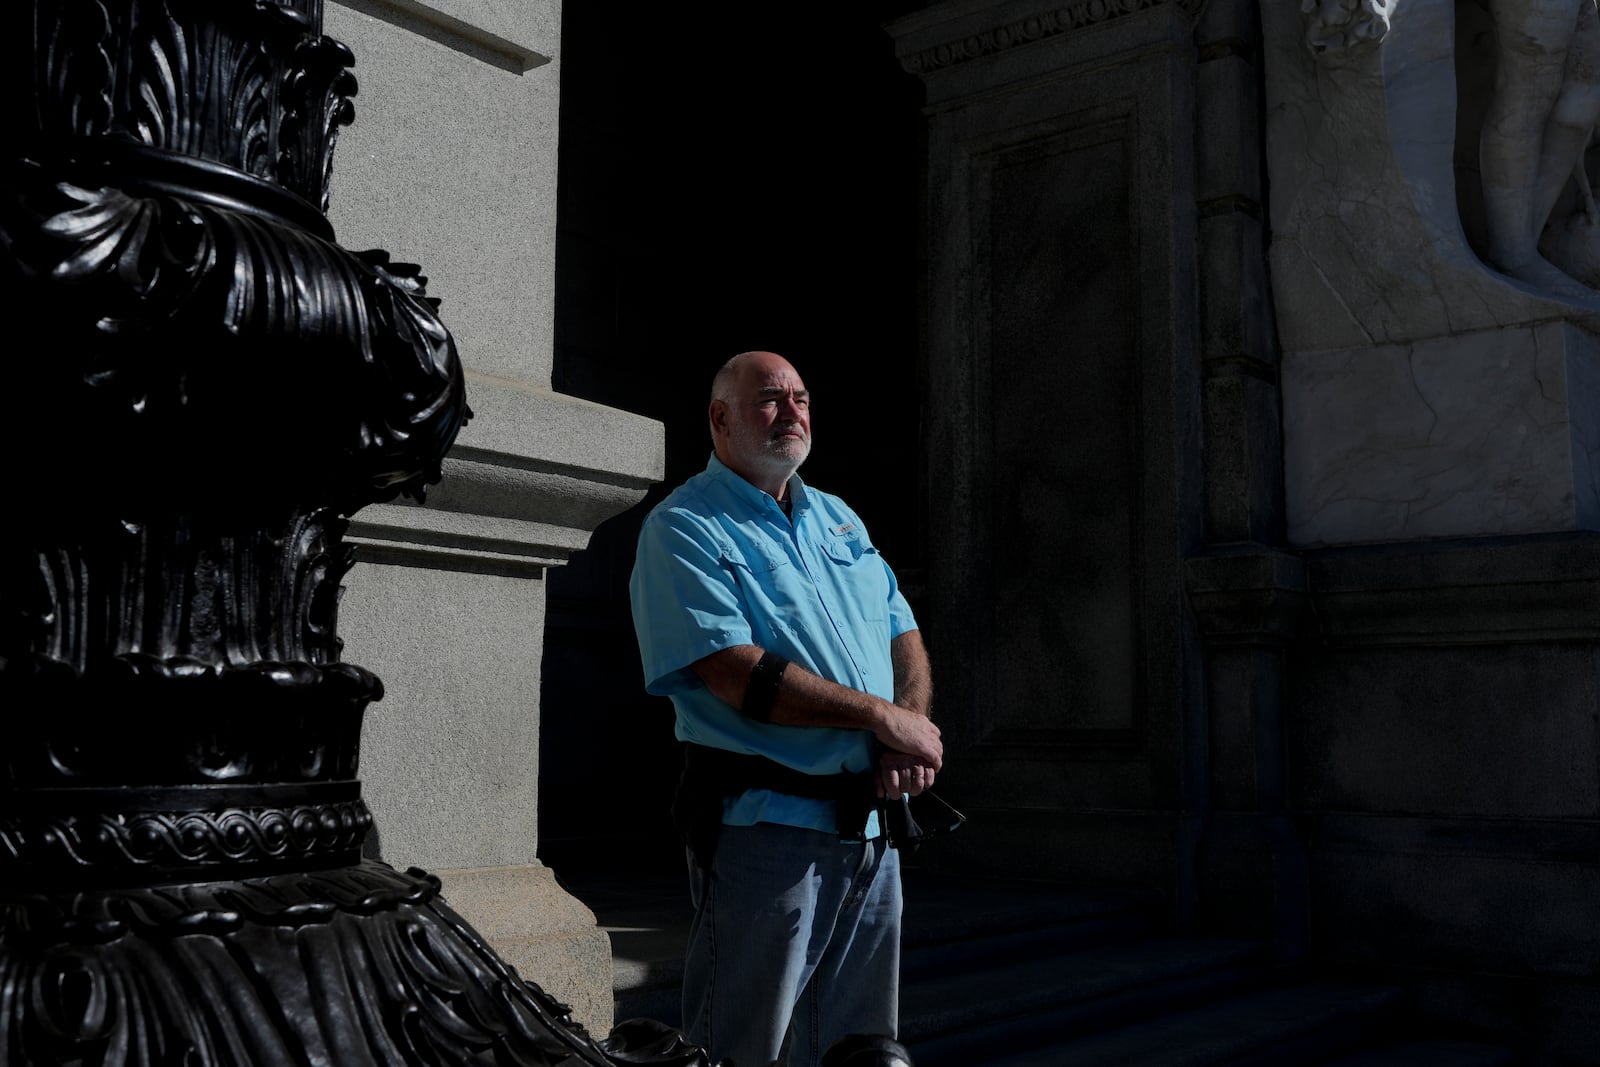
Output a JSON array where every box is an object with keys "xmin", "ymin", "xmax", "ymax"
[{"xmin": 318, "ymin": 0, "xmax": 663, "ymax": 1033}]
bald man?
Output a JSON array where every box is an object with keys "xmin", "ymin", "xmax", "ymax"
[{"xmin": 629, "ymin": 352, "xmax": 940, "ymax": 1067}]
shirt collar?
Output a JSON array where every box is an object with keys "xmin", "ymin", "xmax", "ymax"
[{"xmin": 705, "ymin": 452, "xmax": 808, "ymax": 515}]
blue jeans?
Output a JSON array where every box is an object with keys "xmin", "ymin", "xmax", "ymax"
[{"xmin": 683, "ymin": 823, "xmax": 902, "ymax": 1067}]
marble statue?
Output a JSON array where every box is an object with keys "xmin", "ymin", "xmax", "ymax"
[
  {"xmin": 1482, "ymin": 0, "xmax": 1600, "ymax": 294},
  {"xmin": 1301, "ymin": 0, "xmax": 1395, "ymax": 56}
]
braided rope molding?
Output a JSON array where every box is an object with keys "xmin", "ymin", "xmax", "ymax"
[
  {"xmin": 900, "ymin": 0, "xmax": 1206, "ymax": 75},
  {"xmin": 2, "ymin": 800, "xmax": 372, "ymax": 869}
]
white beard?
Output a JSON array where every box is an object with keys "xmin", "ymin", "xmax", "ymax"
[{"xmin": 729, "ymin": 419, "xmax": 810, "ymax": 479}]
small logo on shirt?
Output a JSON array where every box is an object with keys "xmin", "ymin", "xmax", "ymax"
[{"xmin": 833, "ymin": 523, "xmax": 856, "ymax": 535}]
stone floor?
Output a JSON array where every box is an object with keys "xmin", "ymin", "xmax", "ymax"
[{"xmin": 550, "ymin": 863, "xmax": 1520, "ymax": 1065}]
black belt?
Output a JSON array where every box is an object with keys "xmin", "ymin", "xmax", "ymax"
[{"xmin": 672, "ymin": 743, "xmax": 877, "ymax": 868}]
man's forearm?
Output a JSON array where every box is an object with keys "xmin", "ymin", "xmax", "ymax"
[
  {"xmin": 891, "ymin": 630, "xmax": 932, "ymax": 718},
  {"xmin": 690, "ymin": 644, "xmax": 942, "ymax": 768}
]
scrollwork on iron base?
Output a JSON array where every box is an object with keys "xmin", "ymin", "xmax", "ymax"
[
  {"xmin": 1, "ymin": 799, "xmax": 373, "ymax": 872},
  {"xmin": 0, "ymin": 862, "xmax": 720, "ymax": 1066}
]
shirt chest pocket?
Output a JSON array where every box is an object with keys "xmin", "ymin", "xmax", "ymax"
[
  {"xmin": 820, "ymin": 532, "xmax": 889, "ymax": 619},
  {"xmin": 722, "ymin": 543, "xmax": 792, "ymax": 584}
]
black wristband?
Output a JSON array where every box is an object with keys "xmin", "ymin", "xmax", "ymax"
[{"xmin": 742, "ymin": 651, "xmax": 790, "ymax": 722}]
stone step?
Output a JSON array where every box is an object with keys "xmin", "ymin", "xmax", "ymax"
[
  {"xmin": 581, "ymin": 867, "xmax": 1160, "ymax": 1029},
  {"xmin": 902, "ymin": 935, "xmax": 1272, "ymax": 1066},
  {"xmin": 1320, "ymin": 1039, "xmax": 1520, "ymax": 1066},
  {"xmin": 899, "ymin": 873, "xmax": 1156, "ymax": 980},
  {"xmin": 972, "ymin": 981, "xmax": 1410, "ymax": 1067},
  {"xmin": 565, "ymin": 865, "xmax": 1515, "ymax": 1065}
]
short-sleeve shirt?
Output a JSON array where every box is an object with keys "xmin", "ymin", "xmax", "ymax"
[{"xmin": 629, "ymin": 453, "xmax": 918, "ymax": 836}]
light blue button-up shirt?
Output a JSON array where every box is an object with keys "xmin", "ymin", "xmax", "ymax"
[{"xmin": 630, "ymin": 454, "xmax": 918, "ymax": 835}]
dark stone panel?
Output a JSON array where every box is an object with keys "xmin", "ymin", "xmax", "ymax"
[
  {"xmin": 1405, "ymin": 968, "xmax": 1600, "ymax": 1067},
  {"xmin": 935, "ymin": 748, "xmax": 1160, "ymax": 812},
  {"xmin": 1309, "ymin": 814, "xmax": 1600, "ymax": 978},
  {"xmin": 985, "ymin": 124, "xmax": 1139, "ymax": 737},
  {"xmin": 1287, "ymin": 644, "xmax": 1600, "ymax": 818},
  {"xmin": 907, "ymin": 7, "xmax": 1202, "ymax": 897},
  {"xmin": 922, "ymin": 807, "xmax": 1182, "ymax": 893}
]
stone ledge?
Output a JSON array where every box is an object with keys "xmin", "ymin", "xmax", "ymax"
[
  {"xmin": 349, "ymin": 378, "xmax": 664, "ymax": 574},
  {"xmin": 330, "ymin": 0, "xmax": 552, "ymax": 72},
  {"xmin": 436, "ymin": 862, "xmax": 615, "ymax": 1034},
  {"xmin": 1185, "ymin": 535, "xmax": 1600, "ymax": 645},
  {"xmin": 454, "ymin": 373, "xmax": 664, "ymax": 482},
  {"xmin": 1304, "ymin": 533, "xmax": 1600, "ymax": 645},
  {"xmin": 1310, "ymin": 811, "xmax": 1600, "ymax": 862}
]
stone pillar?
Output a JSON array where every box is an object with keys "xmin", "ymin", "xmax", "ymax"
[
  {"xmin": 1185, "ymin": 549, "xmax": 1308, "ymax": 964},
  {"xmin": 1181, "ymin": 0, "xmax": 1311, "ymax": 962},
  {"xmin": 322, "ymin": 1, "xmax": 663, "ymax": 1032}
]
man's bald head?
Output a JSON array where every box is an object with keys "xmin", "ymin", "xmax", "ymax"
[{"xmin": 711, "ymin": 351, "xmax": 797, "ymax": 405}]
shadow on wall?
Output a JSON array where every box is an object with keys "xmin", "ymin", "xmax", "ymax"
[{"xmin": 539, "ymin": 2, "xmax": 929, "ymax": 873}]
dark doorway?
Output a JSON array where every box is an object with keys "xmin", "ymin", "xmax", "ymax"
[{"xmin": 539, "ymin": 3, "xmax": 929, "ymax": 875}]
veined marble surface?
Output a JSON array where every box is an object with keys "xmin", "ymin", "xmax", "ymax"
[{"xmin": 1283, "ymin": 322, "xmax": 1600, "ymax": 545}]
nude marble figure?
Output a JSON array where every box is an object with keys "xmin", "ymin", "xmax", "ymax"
[
  {"xmin": 1481, "ymin": 0, "xmax": 1600, "ymax": 294},
  {"xmin": 1302, "ymin": 0, "xmax": 1600, "ymax": 295}
]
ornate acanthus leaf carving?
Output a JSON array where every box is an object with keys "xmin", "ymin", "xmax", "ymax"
[
  {"xmin": 33, "ymin": 0, "xmax": 115, "ymax": 138},
  {"xmin": 17, "ymin": 0, "xmax": 353, "ymax": 209},
  {"xmin": 7, "ymin": 171, "xmax": 467, "ymax": 508},
  {"xmin": 7, "ymin": 511, "xmax": 360, "ymax": 674},
  {"xmin": 1, "ymin": 864, "xmax": 722, "ymax": 1067}
]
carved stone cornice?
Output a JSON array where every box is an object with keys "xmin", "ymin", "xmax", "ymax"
[
  {"xmin": 1305, "ymin": 533, "xmax": 1600, "ymax": 646},
  {"xmin": 895, "ymin": 0, "xmax": 1207, "ymax": 77},
  {"xmin": 1189, "ymin": 535, "xmax": 1600, "ymax": 649},
  {"xmin": 1185, "ymin": 545, "xmax": 1308, "ymax": 648}
]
